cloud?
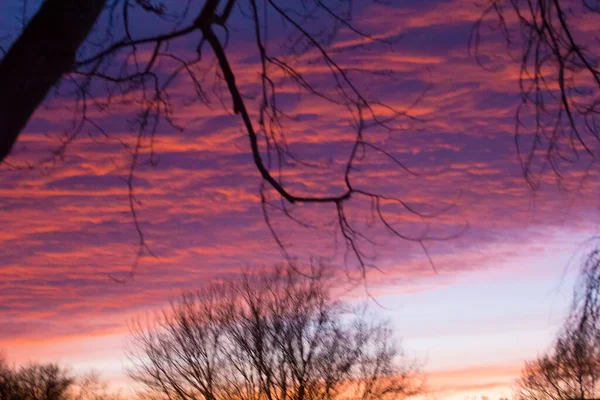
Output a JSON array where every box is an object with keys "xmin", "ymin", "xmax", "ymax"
[{"xmin": 1, "ymin": 0, "xmax": 600, "ymax": 397}]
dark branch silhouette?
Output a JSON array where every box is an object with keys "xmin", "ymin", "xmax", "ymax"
[
  {"xmin": 1, "ymin": 1, "xmax": 464, "ymax": 277},
  {"xmin": 472, "ymin": 0, "xmax": 600, "ymax": 188},
  {"xmin": 0, "ymin": 0, "xmax": 107, "ymax": 161}
]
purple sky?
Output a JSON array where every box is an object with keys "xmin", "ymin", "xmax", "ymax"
[{"xmin": 1, "ymin": 0, "xmax": 600, "ymax": 398}]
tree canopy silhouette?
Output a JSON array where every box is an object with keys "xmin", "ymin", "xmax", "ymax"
[
  {"xmin": 0, "ymin": 354, "xmax": 123, "ymax": 400},
  {"xmin": 128, "ymin": 265, "xmax": 423, "ymax": 400},
  {"xmin": 515, "ymin": 333, "xmax": 600, "ymax": 400},
  {"xmin": 0, "ymin": 355, "xmax": 73, "ymax": 400},
  {"xmin": 515, "ymin": 249, "xmax": 600, "ymax": 400}
]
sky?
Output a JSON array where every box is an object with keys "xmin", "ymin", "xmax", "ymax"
[{"xmin": 1, "ymin": 0, "xmax": 600, "ymax": 398}]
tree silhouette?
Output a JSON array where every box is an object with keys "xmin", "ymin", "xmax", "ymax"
[
  {"xmin": 128, "ymin": 265, "xmax": 423, "ymax": 400},
  {"xmin": 0, "ymin": 0, "xmax": 106, "ymax": 162},
  {"xmin": 515, "ymin": 249, "xmax": 600, "ymax": 400},
  {"xmin": 0, "ymin": 355, "xmax": 123, "ymax": 400},
  {"xmin": 515, "ymin": 334, "xmax": 600, "ymax": 400},
  {"xmin": 0, "ymin": 0, "xmax": 459, "ymax": 276},
  {"xmin": 0, "ymin": 355, "xmax": 74, "ymax": 400}
]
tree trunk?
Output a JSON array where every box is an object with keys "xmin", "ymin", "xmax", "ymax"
[{"xmin": 0, "ymin": 0, "xmax": 107, "ymax": 162}]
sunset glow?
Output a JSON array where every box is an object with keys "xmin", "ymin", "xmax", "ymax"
[{"xmin": 2, "ymin": 0, "xmax": 600, "ymax": 398}]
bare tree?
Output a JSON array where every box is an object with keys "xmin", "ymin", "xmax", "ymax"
[
  {"xmin": 128, "ymin": 265, "xmax": 423, "ymax": 400},
  {"xmin": 70, "ymin": 372, "xmax": 124, "ymax": 400},
  {"xmin": 1, "ymin": 1, "xmax": 461, "ymax": 277},
  {"xmin": 17, "ymin": 363, "xmax": 74, "ymax": 400},
  {"xmin": 515, "ymin": 333, "xmax": 600, "ymax": 400},
  {"xmin": 515, "ymin": 249, "xmax": 600, "ymax": 400},
  {"xmin": 0, "ymin": 356, "xmax": 74, "ymax": 400},
  {"xmin": 472, "ymin": 0, "xmax": 600, "ymax": 188},
  {"xmin": 0, "ymin": 355, "xmax": 122, "ymax": 400},
  {"xmin": 0, "ymin": 353, "xmax": 18, "ymax": 400}
]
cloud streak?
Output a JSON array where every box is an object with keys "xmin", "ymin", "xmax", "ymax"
[{"xmin": 1, "ymin": 0, "xmax": 599, "ymax": 397}]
